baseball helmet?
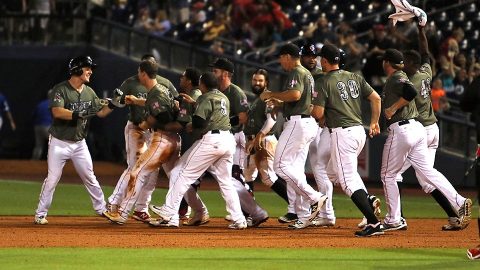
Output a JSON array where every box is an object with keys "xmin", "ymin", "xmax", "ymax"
[
  {"xmin": 338, "ymin": 48, "xmax": 346, "ymax": 69},
  {"xmin": 69, "ymin": 56, "xmax": 97, "ymax": 76},
  {"xmin": 300, "ymin": 44, "xmax": 318, "ymax": 56}
]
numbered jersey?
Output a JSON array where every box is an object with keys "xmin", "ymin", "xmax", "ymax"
[
  {"xmin": 283, "ymin": 65, "xmax": 314, "ymax": 118},
  {"xmin": 194, "ymin": 89, "xmax": 231, "ymax": 132},
  {"xmin": 410, "ymin": 63, "xmax": 436, "ymax": 126},
  {"xmin": 49, "ymin": 81, "xmax": 102, "ymax": 141},
  {"xmin": 313, "ymin": 70, "xmax": 374, "ymax": 128}
]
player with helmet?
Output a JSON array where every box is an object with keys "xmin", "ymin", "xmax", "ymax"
[
  {"xmin": 311, "ymin": 44, "xmax": 383, "ymax": 236},
  {"xmin": 34, "ymin": 56, "xmax": 119, "ymax": 225},
  {"xmin": 300, "ymin": 43, "xmax": 336, "ymax": 227}
]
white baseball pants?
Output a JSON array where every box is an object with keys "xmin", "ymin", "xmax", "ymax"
[{"xmin": 36, "ymin": 136, "xmax": 106, "ymax": 218}]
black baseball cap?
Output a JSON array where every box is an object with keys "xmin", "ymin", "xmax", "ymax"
[
  {"xmin": 319, "ymin": 44, "xmax": 340, "ymax": 64},
  {"xmin": 300, "ymin": 44, "xmax": 318, "ymax": 56},
  {"xmin": 209, "ymin": 58, "xmax": 234, "ymax": 73},
  {"xmin": 277, "ymin": 43, "xmax": 301, "ymax": 57},
  {"xmin": 379, "ymin": 49, "xmax": 404, "ymax": 65}
]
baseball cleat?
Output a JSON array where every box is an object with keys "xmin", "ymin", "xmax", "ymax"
[
  {"xmin": 458, "ymin": 198, "xmax": 472, "ymax": 228},
  {"xmin": 149, "ymin": 204, "xmax": 172, "ymax": 222},
  {"xmin": 308, "ymin": 195, "xmax": 328, "ymax": 222},
  {"xmin": 278, "ymin": 213, "xmax": 298, "ymax": 224},
  {"xmin": 104, "ymin": 211, "xmax": 126, "ymax": 225},
  {"xmin": 183, "ymin": 213, "xmax": 210, "ymax": 226},
  {"xmin": 355, "ymin": 222, "xmax": 384, "ymax": 237},
  {"xmin": 179, "ymin": 206, "xmax": 191, "ymax": 221},
  {"xmin": 247, "ymin": 216, "xmax": 269, "ymax": 228},
  {"xmin": 288, "ymin": 219, "xmax": 313, "ymax": 229},
  {"xmin": 34, "ymin": 216, "xmax": 48, "ymax": 225},
  {"xmin": 383, "ymin": 217, "xmax": 408, "ymax": 231},
  {"xmin": 228, "ymin": 220, "xmax": 247, "ymax": 230},
  {"xmin": 441, "ymin": 217, "xmax": 467, "ymax": 231},
  {"xmin": 358, "ymin": 217, "xmax": 368, "ymax": 228},
  {"xmin": 467, "ymin": 245, "xmax": 480, "ymax": 260},
  {"xmin": 312, "ymin": 217, "xmax": 335, "ymax": 227},
  {"xmin": 132, "ymin": 211, "xmax": 152, "ymax": 223},
  {"xmin": 224, "ymin": 214, "xmax": 233, "ymax": 221},
  {"xmin": 149, "ymin": 218, "xmax": 179, "ymax": 228}
]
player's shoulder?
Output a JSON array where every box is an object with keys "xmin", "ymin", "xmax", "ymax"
[{"xmin": 419, "ymin": 63, "xmax": 432, "ymax": 76}]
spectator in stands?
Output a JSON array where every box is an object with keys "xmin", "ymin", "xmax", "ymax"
[
  {"xmin": 110, "ymin": 0, "xmax": 132, "ymax": 25},
  {"xmin": 202, "ymin": 13, "xmax": 227, "ymax": 45},
  {"xmin": 29, "ymin": 0, "xmax": 56, "ymax": 45},
  {"xmin": 430, "ymin": 78, "xmax": 450, "ymax": 113},
  {"xmin": 440, "ymin": 27, "xmax": 464, "ymax": 59},
  {"xmin": 338, "ymin": 29, "xmax": 365, "ymax": 74},
  {"xmin": 304, "ymin": 16, "xmax": 336, "ymax": 45},
  {"xmin": 437, "ymin": 52, "xmax": 457, "ymax": 97},
  {"xmin": 178, "ymin": 3, "xmax": 206, "ymax": 43},
  {"xmin": 2, "ymin": 0, "xmax": 27, "ymax": 44},
  {"xmin": 133, "ymin": 7, "xmax": 154, "ymax": 33},
  {"xmin": 169, "ymin": 0, "xmax": 189, "ymax": 25},
  {"xmin": 32, "ymin": 96, "xmax": 52, "ymax": 160},
  {"xmin": 152, "ymin": 9, "xmax": 171, "ymax": 37},
  {"xmin": 362, "ymin": 23, "xmax": 396, "ymax": 93}
]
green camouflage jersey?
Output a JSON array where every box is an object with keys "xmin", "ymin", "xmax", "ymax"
[
  {"xmin": 49, "ymin": 81, "xmax": 103, "ymax": 141},
  {"xmin": 176, "ymin": 88, "xmax": 202, "ymax": 124},
  {"xmin": 283, "ymin": 65, "xmax": 314, "ymax": 118},
  {"xmin": 313, "ymin": 70, "xmax": 374, "ymax": 128},
  {"xmin": 382, "ymin": 70, "xmax": 419, "ymax": 126},
  {"xmin": 222, "ymin": 83, "xmax": 249, "ymax": 133},
  {"xmin": 409, "ymin": 63, "xmax": 436, "ymax": 126},
  {"xmin": 145, "ymin": 83, "xmax": 176, "ymax": 130},
  {"xmin": 194, "ymin": 89, "xmax": 231, "ymax": 133},
  {"xmin": 310, "ymin": 66, "xmax": 324, "ymax": 81},
  {"xmin": 120, "ymin": 74, "xmax": 178, "ymax": 124},
  {"xmin": 244, "ymin": 93, "xmax": 276, "ymax": 136}
]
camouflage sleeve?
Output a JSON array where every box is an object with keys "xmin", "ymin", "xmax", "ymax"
[
  {"xmin": 285, "ymin": 70, "xmax": 303, "ymax": 93},
  {"xmin": 49, "ymin": 87, "xmax": 65, "ymax": 108},
  {"xmin": 193, "ymin": 95, "xmax": 211, "ymax": 120}
]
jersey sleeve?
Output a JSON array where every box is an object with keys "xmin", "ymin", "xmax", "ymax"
[
  {"xmin": 358, "ymin": 74, "xmax": 374, "ymax": 98},
  {"xmin": 193, "ymin": 95, "xmax": 211, "ymax": 120},
  {"xmin": 49, "ymin": 88, "xmax": 65, "ymax": 108},
  {"xmin": 230, "ymin": 88, "xmax": 249, "ymax": 115},
  {"xmin": 419, "ymin": 63, "xmax": 432, "ymax": 78},
  {"xmin": 312, "ymin": 80, "xmax": 327, "ymax": 107},
  {"xmin": 285, "ymin": 70, "xmax": 303, "ymax": 93},
  {"xmin": 148, "ymin": 92, "xmax": 170, "ymax": 117},
  {"xmin": 168, "ymin": 81, "xmax": 179, "ymax": 98}
]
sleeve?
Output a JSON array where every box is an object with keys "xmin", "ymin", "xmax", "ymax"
[
  {"xmin": 168, "ymin": 81, "xmax": 179, "ymax": 98},
  {"xmin": 285, "ymin": 70, "xmax": 303, "ymax": 93},
  {"xmin": 193, "ymin": 95, "xmax": 211, "ymax": 120},
  {"xmin": 148, "ymin": 93, "xmax": 170, "ymax": 117},
  {"xmin": 311, "ymin": 80, "xmax": 326, "ymax": 107},
  {"xmin": 49, "ymin": 88, "xmax": 65, "ymax": 108},
  {"xmin": 119, "ymin": 79, "xmax": 131, "ymax": 95}
]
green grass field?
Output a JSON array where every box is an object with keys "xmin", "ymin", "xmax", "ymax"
[{"xmin": 0, "ymin": 179, "xmax": 478, "ymax": 269}]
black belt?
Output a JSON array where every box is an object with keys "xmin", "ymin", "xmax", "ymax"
[
  {"xmin": 398, "ymin": 119, "xmax": 410, "ymax": 126},
  {"xmin": 285, "ymin": 114, "xmax": 311, "ymax": 120},
  {"xmin": 328, "ymin": 126, "xmax": 348, "ymax": 133},
  {"xmin": 211, "ymin": 129, "xmax": 231, "ymax": 134},
  {"xmin": 246, "ymin": 135, "xmax": 255, "ymax": 140}
]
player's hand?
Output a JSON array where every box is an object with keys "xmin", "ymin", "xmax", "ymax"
[
  {"xmin": 125, "ymin": 95, "xmax": 137, "ymax": 105},
  {"xmin": 254, "ymin": 132, "xmax": 266, "ymax": 152},
  {"xmin": 245, "ymin": 140, "xmax": 254, "ymax": 154},
  {"xmin": 179, "ymin": 93, "xmax": 195, "ymax": 104},
  {"xmin": 138, "ymin": 121, "xmax": 149, "ymax": 131},
  {"xmin": 369, "ymin": 122, "xmax": 380, "ymax": 138},
  {"xmin": 260, "ymin": 91, "xmax": 273, "ymax": 101},
  {"xmin": 266, "ymin": 98, "xmax": 282, "ymax": 108},
  {"xmin": 384, "ymin": 107, "xmax": 396, "ymax": 120}
]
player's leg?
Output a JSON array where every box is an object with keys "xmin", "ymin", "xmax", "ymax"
[
  {"xmin": 35, "ymin": 136, "xmax": 70, "ymax": 222},
  {"xmin": 182, "ymin": 184, "xmax": 210, "ymax": 226},
  {"xmin": 232, "ymin": 131, "xmax": 246, "ymax": 183},
  {"xmin": 70, "ymin": 139, "xmax": 106, "ymax": 215},
  {"xmin": 231, "ymin": 180, "xmax": 268, "ymax": 227},
  {"xmin": 274, "ymin": 118, "xmax": 325, "ymax": 209},
  {"xmin": 109, "ymin": 123, "xmax": 148, "ymax": 208}
]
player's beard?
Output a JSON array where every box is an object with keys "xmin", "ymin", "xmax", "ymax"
[{"xmin": 251, "ymin": 85, "xmax": 265, "ymax": 96}]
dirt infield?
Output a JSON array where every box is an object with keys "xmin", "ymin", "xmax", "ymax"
[
  {"xmin": 0, "ymin": 160, "xmax": 477, "ymax": 249},
  {"xmin": 0, "ymin": 216, "xmax": 477, "ymax": 248}
]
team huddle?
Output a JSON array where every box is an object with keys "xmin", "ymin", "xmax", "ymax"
[{"xmin": 33, "ymin": 23, "xmax": 472, "ymax": 237}]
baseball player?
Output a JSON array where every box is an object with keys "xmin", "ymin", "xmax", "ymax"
[
  {"xmin": 149, "ymin": 72, "xmax": 248, "ymax": 229},
  {"xmin": 175, "ymin": 67, "xmax": 211, "ymax": 226},
  {"xmin": 107, "ymin": 54, "xmax": 180, "ymax": 223},
  {"xmin": 311, "ymin": 44, "xmax": 383, "ymax": 236},
  {"xmin": 300, "ymin": 44, "xmax": 336, "ymax": 227},
  {"xmin": 104, "ymin": 60, "xmax": 181, "ymax": 226},
  {"xmin": 385, "ymin": 25, "xmax": 466, "ymax": 231},
  {"xmin": 210, "ymin": 58, "xmax": 249, "ymax": 185},
  {"xmin": 380, "ymin": 48, "xmax": 472, "ymax": 232},
  {"xmin": 34, "ymin": 56, "xmax": 117, "ymax": 225},
  {"xmin": 243, "ymin": 68, "xmax": 293, "ymax": 222},
  {"xmin": 0, "ymin": 91, "xmax": 16, "ymax": 132},
  {"xmin": 260, "ymin": 43, "xmax": 327, "ymax": 229}
]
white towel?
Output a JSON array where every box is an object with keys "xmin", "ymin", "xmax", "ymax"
[{"xmin": 389, "ymin": 0, "xmax": 427, "ymax": 27}]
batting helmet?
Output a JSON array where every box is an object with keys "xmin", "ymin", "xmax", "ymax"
[
  {"xmin": 338, "ymin": 48, "xmax": 346, "ymax": 69},
  {"xmin": 300, "ymin": 44, "xmax": 318, "ymax": 56},
  {"xmin": 69, "ymin": 56, "xmax": 97, "ymax": 76}
]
